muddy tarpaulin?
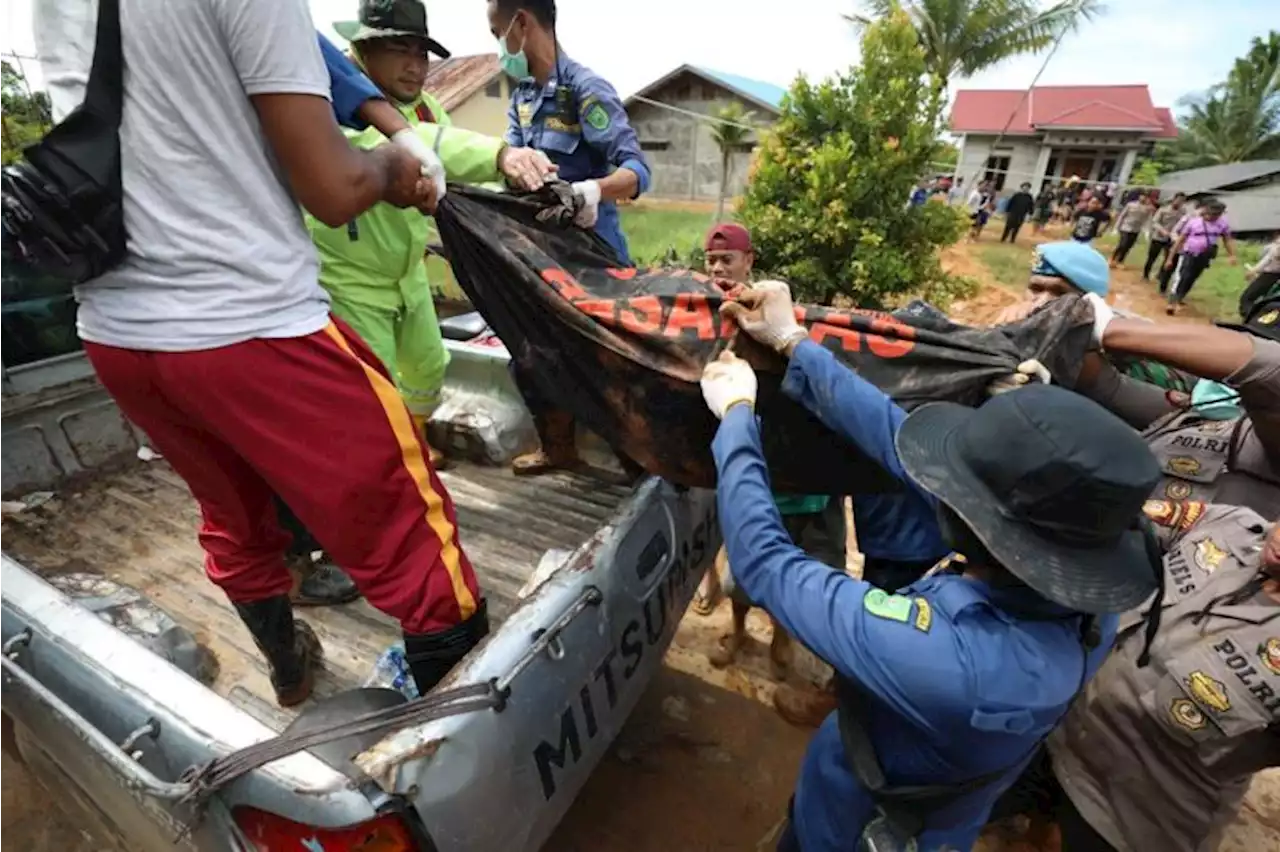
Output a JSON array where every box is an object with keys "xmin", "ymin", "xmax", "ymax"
[{"xmin": 433, "ymin": 184, "xmax": 1095, "ymax": 494}]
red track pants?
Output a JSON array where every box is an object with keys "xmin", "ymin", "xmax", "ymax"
[{"xmin": 84, "ymin": 319, "xmax": 478, "ymax": 634}]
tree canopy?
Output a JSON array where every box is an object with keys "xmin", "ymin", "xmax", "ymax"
[
  {"xmin": 1, "ymin": 60, "xmax": 52, "ymax": 165},
  {"xmin": 846, "ymin": 0, "xmax": 1103, "ymax": 89}
]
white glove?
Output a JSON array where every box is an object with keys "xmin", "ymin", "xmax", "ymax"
[
  {"xmin": 1082, "ymin": 292, "xmax": 1115, "ymax": 349},
  {"xmin": 571, "ymin": 180, "xmax": 602, "ymax": 229},
  {"xmin": 701, "ymin": 350, "xmax": 758, "ymax": 419},
  {"xmin": 392, "ymin": 128, "xmax": 447, "ymax": 201},
  {"xmin": 987, "ymin": 359, "xmax": 1052, "ymax": 396},
  {"xmin": 720, "ymin": 280, "xmax": 808, "ymax": 354}
]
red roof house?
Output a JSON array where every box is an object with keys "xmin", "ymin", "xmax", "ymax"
[{"xmin": 948, "ymin": 85, "xmax": 1176, "ymax": 192}]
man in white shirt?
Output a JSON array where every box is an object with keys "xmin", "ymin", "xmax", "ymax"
[{"xmin": 33, "ymin": 0, "xmax": 489, "ymax": 704}]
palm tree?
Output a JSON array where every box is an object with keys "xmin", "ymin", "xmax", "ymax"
[
  {"xmin": 846, "ymin": 0, "xmax": 1104, "ymax": 90},
  {"xmin": 709, "ymin": 102, "xmax": 756, "ymax": 221},
  {"xmin": 1168, "ymin": 32, "xmax": 1279, "ymax": 166}
]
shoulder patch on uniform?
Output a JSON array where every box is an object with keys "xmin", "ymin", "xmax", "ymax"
[
  {"xmin": 1259, "ymin": 638, "xmax": 1280, "ymax": 676},
  {"xmin": 1169, "ymin": 698, "xmax": 1207, "ymax": 731},
  {"xmin": 1144, "ymin": 499, "xmax": 1205, "ymax": 531},
  {"xmin": 1165, "ymin": 480, "xmax": 1193, "ymax": 499},
  {"xmin": 863, "ymin": 589, "xmax": 913, "ymax": 624},
  {"xmin": 584, "ymin": 101, "xmax": 611, "ymax": 132},
  {"xmin": 1167, "ymin": 456, "xmax": 1202, "ymax": 477},
  {"xmin": 912, "ymin": 597, "xmax": 932, "ymax": 633}
]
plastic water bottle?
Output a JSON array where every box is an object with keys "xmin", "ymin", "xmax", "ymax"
[{"xmin": 365, "ymin": 644, "xmax": 419, "ymax": 699}]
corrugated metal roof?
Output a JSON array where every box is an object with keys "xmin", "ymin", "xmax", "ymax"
[
  {"xmin": 1158, "ymin": 160, "xmax": 1280, "ymax": 193},
  {"xmin": 950, "ymin": 85, "xmax": 1175, "ymax": 137},
  {"xmin": 425, "ymin": 54, "xmax": 502, "ymax": 112},
  {"xmin": 692, "ymin": 67, "xmax": 787, "ymax": 111},
  {"xmin": 625, "ymin": 64, "xmax": 787, "ymax": 114}
]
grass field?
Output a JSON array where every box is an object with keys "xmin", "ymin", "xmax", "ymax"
[
  {"xmin": 975, "ymin": 225, "xmax": 1264, "ymax": 321},
  {"xmin": 619, "ymin": 203, "xmax": 720, "ymax": 264}
]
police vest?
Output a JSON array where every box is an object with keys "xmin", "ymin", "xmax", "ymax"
[
  {"xmin": 1055, "ymin": 504, "xmax": 1280, "ymax": 852},
  {"xmin": 1144, "ymin": 410, "xmax": 1280, "ymax": 518}
]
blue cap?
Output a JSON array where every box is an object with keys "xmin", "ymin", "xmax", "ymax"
[{"xmin": 1032, "ymin": 241, "xmax": 1110, "ymax": 296}]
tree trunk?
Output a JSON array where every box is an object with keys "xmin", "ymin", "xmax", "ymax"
[{"xmin": 717, "ymin": 151, "xmax": 731, "ymax": 221}]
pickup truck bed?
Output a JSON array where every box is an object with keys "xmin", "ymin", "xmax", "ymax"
[{"xmin": 2, "ymin": 459, "xmax": 631, "ymax": 732}]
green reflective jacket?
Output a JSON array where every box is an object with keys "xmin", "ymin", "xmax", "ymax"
[{"xmin": 306, "ymin": 90, "xmax": 505, "ymax": 313}]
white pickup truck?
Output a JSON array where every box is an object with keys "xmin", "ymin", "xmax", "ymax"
[{"xmin": 0, "ymin": 290, "xmax": 719, "ymax": 851}]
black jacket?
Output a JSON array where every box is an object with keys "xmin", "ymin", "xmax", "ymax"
[{"xmin": 1006, "ymin": 191, "xmax": 1035, "ymax": 219}]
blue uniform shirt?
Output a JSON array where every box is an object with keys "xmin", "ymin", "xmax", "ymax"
[
  {"xmin": 712, "ymin": 340, "xmax": 1118, "ymax": 852},
  {"xmin": 506, "ymin": 53, "xmax": 651, "ymax": 264},
  {"xmin": 318, "ymin": 33, "xmax": 382, "ymax": 130}
]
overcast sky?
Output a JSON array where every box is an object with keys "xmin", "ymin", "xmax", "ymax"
[{"xmin": 1, "ymin": 0, "xmax": 1272, "ymax": 111}]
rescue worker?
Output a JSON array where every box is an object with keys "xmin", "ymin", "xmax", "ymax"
[
  {"xmin": 327, "ymin": 0, "xmax": 556, "ymax": 454},
  {"xmin": 991, "ymin": 241, "xmax": 1110, "ymax": 326},
  {"xmin": 704, "ymin": 280, "xmax": 1163, "ymax": 851},
  {"xmin": 994, "ymin": 502, "xmax": 1280, "ymax": 852},
  {"xmin": 990, "ymin": 241, "xmax": 1197, "ymax": 393},
  {"xmin": 691, "ymin": 225, "xmax": 848, "ymax": 721},
  {"xmin": 33, "ymin": 0, "xmax": 481, "ymax": 705},
  {"xmin": 1079, "ymin": 293, "xmax": 1280, "ymax": 518},
  {"xmin": 272, "ymin": 1, "xmax": 558, "ymax": 606},
  {"xmin": 487, "ymin": 0, "xmax": 653, "ymax": 478}
]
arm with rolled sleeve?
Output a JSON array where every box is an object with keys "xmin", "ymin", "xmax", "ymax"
[
  {"xmin": 578, "ymin": 77, "xmax": 651, "ymax": 198},
  {"xmin": 317, "ymin": 33, "xmax": 382, "ymax": 130},
  {"xmin": 713, "ymin": 403, "xmax": 961, "ymax": 727}
]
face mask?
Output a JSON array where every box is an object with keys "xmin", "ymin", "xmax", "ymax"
[
  {"xmin": 497, "ymin": 17, "xmax": 530, "ymax": 80},
  {"xmin": 1191, "ymin": 379, "xmax": 1242, "ymax": 420}
]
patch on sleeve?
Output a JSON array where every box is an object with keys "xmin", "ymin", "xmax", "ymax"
[
  {"xmin": 912, "ymin": 597, "xmax": 932, "ymax": 633},
  {"xmin": 1169, "ymin": 698, "xmax": 1207, "ymax": 731},
  {"xmin": 584, "ymin": 101, "xmax": 611, "ymax": 132},
  {"xmin": 863, "ymin": 589, "xmax": 913, "ymax": 624},
  {"xmin": 1143, "ymin": 499, "xmax": 1205, "ymax": 531}
]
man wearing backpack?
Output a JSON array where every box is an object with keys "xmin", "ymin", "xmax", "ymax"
[{"xmin": 32, "ymin": 0, "xmax": 492, "ymax": 702}]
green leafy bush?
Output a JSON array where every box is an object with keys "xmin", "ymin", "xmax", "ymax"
[{"xmin": 738, "ymin": 10, "xmax": 968, "ymax": 308}]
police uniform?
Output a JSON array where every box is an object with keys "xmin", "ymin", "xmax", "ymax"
[
  {"xmin": 506, "ymin": 53, "xmax": 650, "ymax": 264},
  {"xmin": 1082, "ymin": 336, "xmax": 1280, "ymax": 519},
  {"xmin": 712, "ymin": 339, "xmax": 1124, "ymax": 852},
  {"xmin": 1049, "ymin": 501, "xmax": 1280, "ymax": 852}
]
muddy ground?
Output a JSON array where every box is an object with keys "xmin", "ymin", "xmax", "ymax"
[{"xmin": 4, "ymin": 237, "xmax": 1278, "ymax": 852}]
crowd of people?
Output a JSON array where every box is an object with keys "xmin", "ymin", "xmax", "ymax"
[{"xmin": 17, "ymin": 0, "xmax": 1280, "ymax": 849}]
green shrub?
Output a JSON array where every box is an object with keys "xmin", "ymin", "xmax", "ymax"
[{"xmin": 738, "ymin": 10, "xmax": 967, "ymax": 308}]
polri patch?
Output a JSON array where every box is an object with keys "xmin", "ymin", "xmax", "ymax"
[
  {"xmin": 1165, "ymin": 480, "xmax": 1193, "ymax": 500},
  {"xmin": 584, "ymin": 101, "xmax": 611, "ymax": 132},
  {"xmin": 863, "ymin": 589, "xmax": 913, "ymax": 624},
  {"xmin": 1168, "ymin": 456, "xmax": 1201, "ymax": 477},
  {"xmin": 1170, "ymin": 698, "xmax": 1207, "ymax": 731},
  {"xmin": 1260, "ymin": 638, "xmax": 1280, "ymax": 676}
]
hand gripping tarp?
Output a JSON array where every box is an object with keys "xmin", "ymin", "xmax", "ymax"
[{"xmin": 433, "ymin": 184, "xmax": 1095, "ymax": 495}]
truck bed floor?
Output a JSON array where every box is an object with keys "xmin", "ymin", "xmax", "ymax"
[{"xmin": 1, "ymin": 460, "xmax": 630, "ymax": 731}]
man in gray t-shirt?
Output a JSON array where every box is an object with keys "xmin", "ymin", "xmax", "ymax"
[{"xmin": 35, "ymin": 0, "xmax": 490, "ymax": 702}]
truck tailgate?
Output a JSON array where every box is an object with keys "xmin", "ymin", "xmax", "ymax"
[{"xmin": 2, "ymin": 459, "xmax": 632, "ymax": 732}]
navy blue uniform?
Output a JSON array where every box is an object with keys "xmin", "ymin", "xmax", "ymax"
[
  {"xmin": 712, "ymin": 339, "xmax": 1117, "ymax": 851},
  {"xmin": 506, "ymin": 53, "xmax": 650, "ymax": 264},
  {"xmin": 318, "ymin": 33, "xmax": 382, "ymax": 130}
]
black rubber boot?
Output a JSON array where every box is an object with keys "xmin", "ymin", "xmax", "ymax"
[
  {"xmin": 232, "ymin": 595, "xmax": 323, "ymax": 707},
  {"xmin": 404, "ymin": 599, "xmax": 491, "ymax": 695}
]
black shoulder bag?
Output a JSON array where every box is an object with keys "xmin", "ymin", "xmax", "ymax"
[{"xmin": 1, "ymin": 0, "xmax": 126, "ymax": 287}]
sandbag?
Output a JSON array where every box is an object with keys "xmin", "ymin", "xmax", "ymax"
[{"xmin": 433, "ymin": 184, "xmax": 1095, "ymax": 494}]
